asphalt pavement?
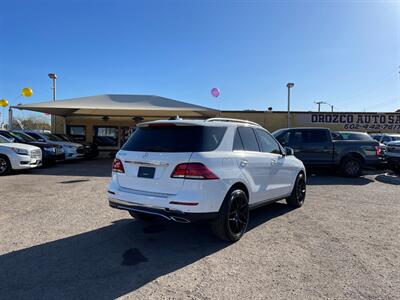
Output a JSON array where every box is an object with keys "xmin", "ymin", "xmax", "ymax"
[{"xmin": 0, "ymin": 159, "xmax": 399, "ymax": 299}]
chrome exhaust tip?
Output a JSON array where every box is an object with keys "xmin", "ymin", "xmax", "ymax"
[{"xmin": 170, "ymin": 216, "xmax": 191, "ymax": 223}]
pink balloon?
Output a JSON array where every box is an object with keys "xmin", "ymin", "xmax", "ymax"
[{"xmin": 211, "ymin": 87, "xmax": 220, "ymax": 98}]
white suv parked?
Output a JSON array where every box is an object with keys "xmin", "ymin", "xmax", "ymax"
[
  {"xmin": 108, "ymin": 118, "xmax": 306, "ymax": 241},
  {"xmin": 0, "ymin": 135, "xmax": 42, "ymax": 175}
]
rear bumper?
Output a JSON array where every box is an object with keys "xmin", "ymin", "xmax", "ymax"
[
  {"xmin": 108, "ymin": 197, "xmax": 217, "ymax": 223},
  {"xmin": 364, "ymin": 157, "xmax": 387, "ymax": 167}
]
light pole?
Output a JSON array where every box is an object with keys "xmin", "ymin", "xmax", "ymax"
[
  {"xmin": 286, "ymin": 83, "xmax": 294, "ymax": 128},
  {"xmin": 48, "ymin": 73, "xmax": 57, "ymax": 131}
]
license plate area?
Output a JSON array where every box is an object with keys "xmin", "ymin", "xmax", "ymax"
[{"xmin": 137, "ymin": 166, "xmax": 156, "ymax": 179}]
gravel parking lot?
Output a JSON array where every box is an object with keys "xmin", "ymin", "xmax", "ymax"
[{"xmin": 0, "ymin": 159, "xmax": 399, "ymax": 299}]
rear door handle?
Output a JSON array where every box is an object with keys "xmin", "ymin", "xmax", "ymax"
[
  {"xmin": 271, "ymin": 159, "xmax": 277, "ymax": 166},
  {"xmin": 240, "ymin": 159, "xmax": 248, "ymax": 167}
]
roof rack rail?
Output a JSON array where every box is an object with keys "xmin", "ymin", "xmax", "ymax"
[{"xmin": 206, "ymin": 118, "xmax": 262, "ymax": 127}]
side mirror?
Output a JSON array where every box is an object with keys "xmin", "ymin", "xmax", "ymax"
[{"xmin": 284, "ymin": 147, "xmax": 294, "ymax": 156}]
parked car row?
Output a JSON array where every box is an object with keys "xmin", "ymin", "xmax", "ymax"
[{"xmin": 0, "ymin": 130, "xmax": 98, "ymax": 176}]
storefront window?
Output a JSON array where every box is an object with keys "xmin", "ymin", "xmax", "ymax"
[
  {"xmin": 93, "ymin": 126, "xmax": 118, "ymax": 146},
  {"xmin": 67, "ymin": 126, "xmax": 86, "ymax": 142}
]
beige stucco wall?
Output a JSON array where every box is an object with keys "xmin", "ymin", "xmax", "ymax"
[{"xmin": 220, "ymin": 111, "xmax": 288, "ymax": 132}]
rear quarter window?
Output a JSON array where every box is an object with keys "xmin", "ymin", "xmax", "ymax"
[
  {"xmin": 122, "ymin": 125, "xmax": 227, "ymax": 152},
  {"xmin": 237, "ymin": 127, "xmax": 260, "ymax": 152}
]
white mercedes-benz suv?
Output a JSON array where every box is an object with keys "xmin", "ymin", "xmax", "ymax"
[{"xmin": 108, "ymin": 118, "xmax": 306, "ymax": 241}]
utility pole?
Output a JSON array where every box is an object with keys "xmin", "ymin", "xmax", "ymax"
[
  {"xmin": 48, "ymin": 73, "xmax": 57, "ymax": 132},
  {"xmin": 314, "ymin": 101, "xmax": 324, "ymax": 112},
  {"xmin": 286, "ymin": 83, "xmax": 294, "ymax": 128}
]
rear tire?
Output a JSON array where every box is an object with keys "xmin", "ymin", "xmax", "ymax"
[
  {"xmin": 0, "ymin": 155, "xmax": 11, "ymax": 176},
  {"xmin": 128, "ymin": 211, "xmax": 156, "ymax": 221},
  {"xmin": 211, "ymin": 189, "xmax": 249, "ymax": 242},
  {"xmin": 286, "ymin": 173, "xmax": 306, "ymax": 208},
  {"xmin": 341, "ymin": 156, "xmax": 362, "ymax": 177}
]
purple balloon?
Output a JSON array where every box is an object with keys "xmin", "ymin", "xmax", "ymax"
[{"xmin": 211, "ymin": 87, "xmax": 220, "ymax": 98}]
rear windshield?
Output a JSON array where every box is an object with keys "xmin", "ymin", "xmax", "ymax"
[
  {"xmin": 122, "ymin": 125, "xmax": 227, "ymax": 152},
  {"xmin": 333, "ymin": 132, "xmax": 374, "ymax": 141}
]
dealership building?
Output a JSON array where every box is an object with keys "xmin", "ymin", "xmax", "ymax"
[{"xmin": 10, "ymin": 94, "xmax": 400, "ymax": 154}]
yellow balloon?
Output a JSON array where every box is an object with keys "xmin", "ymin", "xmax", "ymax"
[
  {"xmin": 21, "ymin": 87, "xmax": 33, "ymax": 97},
  {"xmin": 0, "ymin": 99, "xmax": 8, "ymax": 107}
]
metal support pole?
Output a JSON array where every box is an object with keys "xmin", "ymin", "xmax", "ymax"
[
  {"xmin": 287, "ymin": 87, "xmax": 291, "ymax": 128},
  {"xmin": 51, "ymin": 78, "xmax": 56, "ymax": 132},
  {"xmin": 48, "ymin": 73, "xmax": 58, "ymax": 133},
  {"xmin": 8, "ymin": 107, "xmax": 13, "ymax": 130},
  {"xmin": 286, "ymin": 83, "xmax": 294, "ymax": 128}
]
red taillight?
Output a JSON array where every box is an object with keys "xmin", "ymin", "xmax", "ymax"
[
  {"xmin": 171, "ymin": 163, "xmax": 219, "ymax": 180},
  {"xmin": 375, "ymin": 146, "xmax": 383, "ymax": 157},
  {"xmin": 112, "ymin": 158, "xmax": 125, "ymax": 173}
]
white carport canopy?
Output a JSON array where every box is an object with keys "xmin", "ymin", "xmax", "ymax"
[{"xmin": 12, "ymin": 94, "xmax": 219, "ymax": 117}]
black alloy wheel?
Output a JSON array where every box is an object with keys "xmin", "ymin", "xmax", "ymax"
[
  {"xmin": 286, "ymin": 173, "xmax": 306, "ymax": 208},
  {"xmin": 212, "ymin": 189, "xmax": 249, "ymax": 242},
  {"xmin": 0, "ymin": 156, "xmax": 11, "ymax": 176},
  {"xmin": 227, "ymin": 191, "xmax": 249, "ymax": 237}
]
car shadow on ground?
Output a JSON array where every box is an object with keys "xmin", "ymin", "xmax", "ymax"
[
  {"xmin": 307, "ymin": 167, "xmax": 399, "ymax": 186},
  {"xmin": 22, "ymin": 158, "xmax": 113, "ymax": 178},
  {"xmin": 375, "ymin": 173, "xmax": 400, "ymax": 185},
  {"xmin": 306, "ymin": 168, "xmax": 375, "ymax": 186},
  {"xmin": 0, "ymin": 202, "xmax": 293, "ymax": 299}
]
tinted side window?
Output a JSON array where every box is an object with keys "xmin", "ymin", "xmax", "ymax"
[
  {"xmin": 237, "ymin": 127, "xmax": 260, "ymax": 152},
  {"xmin": 67, "ymin": 125, "xmax": 86, "ymax": 142},
  {"xmin": 233, "ymin": 129, "xmax": 244, "ymax": 151},
  {"xmin": 94, "ymin": 126, "xmax": 118, "ymax": 146},
  {"xmin": 255, "ymin": 129, "xmax": 281, "ymax": 154},
  {"xmin": 274, "ymin": 130, "xmax": 290, "ymax": 146},
  {"xmin": 331, "ymin": 132, "xmax": 342, "ymax": 140},
  {"xmin": 301, "ymin": 130, "xmax": 328, "ymax": 143}
]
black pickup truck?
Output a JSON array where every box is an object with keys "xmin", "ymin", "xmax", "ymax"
[{"xmin": 272, "ymin": 127, "xmax": 384, "ymax": 177}]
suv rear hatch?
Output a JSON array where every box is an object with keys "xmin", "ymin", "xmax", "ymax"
[{"xmin": 115, "ymin": 123, "xmax": 226, "ymax": 195}]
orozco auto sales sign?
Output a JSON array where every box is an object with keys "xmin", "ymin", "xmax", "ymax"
[{"xmin": 296, "ymin": 113, "xmax": 400, "ymax": 132}]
